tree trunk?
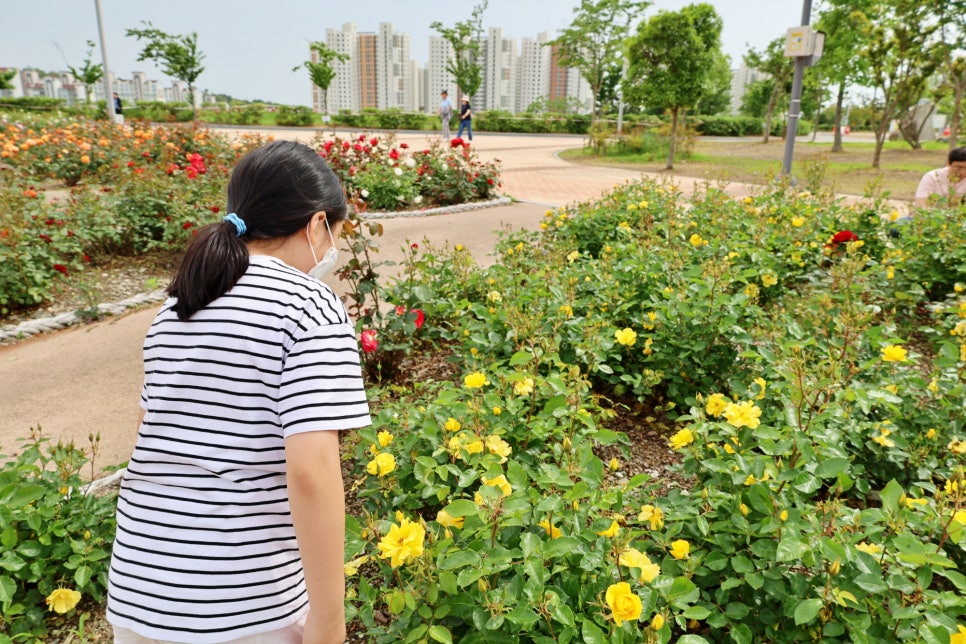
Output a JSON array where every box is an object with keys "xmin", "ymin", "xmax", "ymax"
[
  {"xmin": 832, "ymin": 81, "xmax": 845, "ymax": 153},
  {"xmin": 667, "ymin": 107, "xmax": 678, "ymax": 170},
  {"xmin": 951, "ymin": 77, "xmax": 965, "ymax": 151},
  {"xmin": 762, "ymin": 83, "xmax": 781, "ymax": 144},
  {"xmin": 189, "ymin": 83, "xmax": 198, "ymax": 120}
]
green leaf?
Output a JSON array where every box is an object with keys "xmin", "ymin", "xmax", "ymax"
[
  {"xmin": 0, "ymin": 575, "xmax": 15, "ymax": 604},
  {"xmin": 676, "ymin": 636, "xmax": 711, "ymax": 644},
  {"xmin": 776, "ymin": 538, "xmax": 810, "ymax": 563},
  {"xmin": 439, "ymin": 550, "xmax": 480, "ymax": 570},
  {"xmin": 509, "ymin": 351, "xmax": 533, "ymax": 366},
  {"xmin": 794, "ymin": 598, "xmax": 823, "ymax": 625},
  {"xmin": 580, "ymin": 619, "xmax": 607, "ymax": 644},
  {"xmin": 5, "ymin": 485, "xmax": 45, "ymax": 509},
  {"xmin": 814, "ymin": 458, "xmax": 850, "ymax": 479},
  {"xmin": 74, "ymin": 564, "xmax": 92, "ymax": 588},
  {"xmin": 429, "ymin": 625, "xmax": 453, "ymax": 644},
  {"xmin": 880, "ymin": 479, "xmax": 903, "ymax": 514},
  {"xmin": 441, "ymin": 499, "xmax": 479, "ymax": 518}
]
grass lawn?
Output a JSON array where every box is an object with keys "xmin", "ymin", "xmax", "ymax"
[{"xmin": 560, "ymin": 136, "xmax": 952, "ymax": 202}]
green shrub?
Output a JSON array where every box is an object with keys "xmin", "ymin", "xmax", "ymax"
[
  {"xmin": 275, "ymin": 104, "xmax": 315, "ymax": 127},
  {"xmin": 0, "ymin": 429, "xmax": 117, "ymax": 641}
]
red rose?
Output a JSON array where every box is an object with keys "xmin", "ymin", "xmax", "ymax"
[
  {"xmin": 166, "ymin": 163, "xmax": 179, "ymax": 175},
  {"xmin": 412, "ymin": 308, "xmax": 425, "ymax": 329},
  {"xmin": 369, "ymin": 137, "xmax": 379, "ymax": 146},
  {"xmin": 324, "ymin": 140, "xmax": 334, "ymax": 152},
  {"xmin": 53, "ymin": 264, "xmax": 69, "ymax": 276},
  {"xmin": 133, "ymin": 167, "xmax": 144, "ymax": 174},
  {"xmin": 358, "ymin": 134, "xmax": 366, "ymax": 142},
  {"xmin": 342, "ymin": 141, "xmax": 351, "ymax": 151},
  {"xmin": 183, "ymin": 221, "xmax": 194, "ymax": 230},
  {"xmin": 451, "ymin": 138, "xmax": 464, "ymax": 148},
  {"xmin": 410, "ymin": 242, "xmax": 419, "ymax": 251},
  {"xmin": 395, "ymin": 305, "xmax": 407, "ymax": 317},
  {"xmin": 360, "ymin": 329, "xmax": 379, "ymax": 353},
  {"xmin": 39, "ymin": 233, "xmax": 52, "ymax": 243},
  {"xmin": 832, "ymin": 230, "xmax": 858, "ymax": 244},
  {"xmin": 127, "ymin": 161, "xmax": 135, "ymax": 167},
  {"xmin": 389, "ymin": 149, "xmax": 399, "ymax": 160},
  {"xmin": 210, "ymin": 206, "xmax": 221, "ymax": 213},
  {"xmin": 185, "ymin": 166, "xmax": 199, "ymax": 179},
  {"xmin": 400, "ymin": 143, "xmax": 409, "ymax": 149}
]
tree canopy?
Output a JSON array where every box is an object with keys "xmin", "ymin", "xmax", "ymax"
[
  {"xmin": 126, "ymin": 22, "xmax": 206, "ymax": 116},
  {"xmin": 66, "ymin": 40, "xmax": 104, "ymax": 104},
  {"xmin": 293, "ymin": 42, "xmax": 349, "ymax": 114},
  {"xmin": 430, "ymin": 1, "xmax": 488, "ymax": 101}
]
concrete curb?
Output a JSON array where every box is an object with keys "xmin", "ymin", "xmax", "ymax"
[{"xmin": 361, "ymin": 196, "xmax": 512, "ymax": 220}]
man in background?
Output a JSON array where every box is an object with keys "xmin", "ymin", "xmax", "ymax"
[{"xmin": 439, "ymin": 90, "xmax": 453, "ymax": 140}]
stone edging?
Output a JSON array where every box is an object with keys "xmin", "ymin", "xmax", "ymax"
[
  {"xmin": 361, "ymin": 196, "xmax": 512, "ymax": 219},
  {"xmin": 0, "ymin": 197, "xmax": 515, "ymax": 344},
  {"xmin": 0, "ymin": 289, "xmax": 168, "ymax": 344}
]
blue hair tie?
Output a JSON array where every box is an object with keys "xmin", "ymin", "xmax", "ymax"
[{"xmin": 223, "ymin": 213, "xmax": 246, "ymax": 237}]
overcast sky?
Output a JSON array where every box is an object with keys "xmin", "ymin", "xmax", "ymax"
[{"xmin": 2, "ymin": 0, "xmax": 809, "ymax": 105}]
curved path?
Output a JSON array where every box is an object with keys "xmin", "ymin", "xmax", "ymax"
[{"xmin": 0, "ymin": 130, "xmax": 772, "ymax": 469}]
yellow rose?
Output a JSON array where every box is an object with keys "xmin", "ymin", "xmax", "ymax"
[
  {"xmin": 951, "ymin": 625, "xmax": 966, "ymax": 644},
  {"xmin": 444, "ymin": 417, "xmax": 462, "ymax": 432},
  {"xmin": 482, "ymin": 474, "xmax": 512, "ymax": 497},
  {"xmin": 567, "ymin": 250, "xmax": 580, "ymax": 263},
  {"xmin": 605, "ymin": 582, "xmax": 642, "ymax": 626},
  {"xmin": 705, "ymin": 393, "xmax": 728, "ymax": 417},
  {"xmin": 514, "ymin": 377, "xmax": 534, "ymax": 396},
  {"xmin": 953, "ymin": 510, "xmax": 966, "ymax": 525},
  {"xmin": 366, "ymin": 452, "xmax": 396, "ymax": 477},
  {"xmin": 740, "ymin": 503, "xmax": 749, "ymax": 516},
  {"xmin": 377, "ymin": 516, "xmax": 426, "ymax": 568},
  {"xmin": 538, "ymin": 518, "xmax": 562, "ymax": 539},
  {"xmin": 753, "ymin": 377, "xmax": 767, "ymax": 400},
  {"xmin": 761, "ymin": 274, "xmax": 778, "ymax": 287},
  {"xmin": 949, "ymin": 437, "xmax": 966, "ymax": 454},
  {"xmin": 880, "ymin": 345, "xmax": 908, "ymax": 362},
  {"xmin": 668, "ymin": 428, "xmax": 694, "ymax": 450},
  {"xmin": 689, "ymin": 233, "xmax": 705, "ymax": 248},
  {"xmin": 637, "ymin": 504, "xmax": 664, "ymax": 530},
  {"xmin": 855, "ymin": 542, "xmax": 882, "ymax": 556},
  {"xmin": 343, "ymin": 554, "xmax": 369, "ymax": 576},
  {"xmin": 651, "ymin": 613, "xmax": 665, "ymax": 630},
  {"xmin": 791, "ymin": 217, "xmax": 804, "ymax": 227},
  {"xmin": 669, "ymin": 539, "xmax": 690, "ymax": 560},
  {"xmin": 722, "ymin": 400, "xmax": 762, "ymax": 429},
  {"xmin": 45, "ymin": 588, "xmax": 81, "ymax": 614},
  {"xmin": 609, "ymin": 457, "xmax": 620, "ymax": 472},
  {"xmin": 464, "ymin": 439, "xmax": 484, "ymax": 455},
  {"xmin": 377, "ymin": 430, "xmax": 394, "ymax": 447},
  {"xmin": 872, "ymin": 428, "xmax": 895, "ymax": 448},
  {"xmin": 436, "ymin": 509, "xmax": 465, "ymax": 529},
  {"xmin": 618, "ymin": 547, "xmax": 649, "ymax": 569},
  {"xmin": 615, "ymin": 328, "xmax": 637, "ymax": 347},
  {"xmin": 485, "ymin": 435, "xmax": 512, "ymax": 461},
  {"xmin": 597, "ymin": 520, "xmax": 620, "ymax": 538},
  {"xmin": 779, "ymin": 509, "xmax": 789, "ymax": 522},
  {"xmin": 464, "ymin": 371, "xmax": 489, "ymax": 388}
]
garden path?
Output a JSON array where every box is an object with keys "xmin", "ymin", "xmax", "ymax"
[{"xmin": 0, "ymin": 128, "xmax": 893, "ymax": 470}]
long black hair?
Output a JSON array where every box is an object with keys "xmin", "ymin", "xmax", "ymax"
[{"xmin": 167, "ymin": 140, "xmax": 347, "ymax": 320}]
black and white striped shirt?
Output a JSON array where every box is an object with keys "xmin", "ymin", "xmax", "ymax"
[{"xmin": 107, "ymin": 255, "xmax": 370, "ymax": 642}]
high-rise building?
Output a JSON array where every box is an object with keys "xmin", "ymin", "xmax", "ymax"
[
  {"xmin": 480, "ymin": 27, "xmax": 516, "ymax": 112},
  {"xmin": 376, "ymin": 22, "xmax": 414, "ymax": 110},
  {"xmin": 323, "ymin": 22, "xmax": 360, "ymax": 113},
  {"xmin": 730, "ymin": 64, "xmax": 764, "ymax": 115},
  {"xmin": 426, "ymin": 36, "xmax": 455, "ymax": 113},
  {"xmin": 358, "ymin": 33, "xmax": 378, "ymax": 109},
  {"xmin": 548, "ymin": 44, "xmax": 592, "ymax": 114},
  {"xmin": 516, "ymin": 32, "xmax": 551, "ymax": 113}
]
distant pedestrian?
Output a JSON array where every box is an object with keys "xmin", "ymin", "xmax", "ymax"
[
  {"xmin": 439, "ymin": 90, "xmax": 453, "ymax": 139},
  {"xmin": 914, "ymin": 146, "xmax": 966, "ymax": 208},
  {"xmin": 457, "ymin": 96, "xmax": 472, "ymax": 142},
  {"xmin": 112, "ymin": 92, "xmax": 124, "ymax": 124}
]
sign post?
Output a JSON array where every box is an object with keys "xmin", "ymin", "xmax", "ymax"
[{"xmin": 781, "ymin": 0, "xmax": 823, "ymax": 182}]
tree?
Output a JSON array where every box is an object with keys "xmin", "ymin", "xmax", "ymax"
[
  {"xmin": 430, "ymin": 1, "xmax": 488, "ymax": 102},
  {"xmin": 550, "ymin": 0, "xmax": 651, "ymax": 121},
  {"xmin": 696, "ymin": 51, "xmax": 732, "ymax": 115},
  {"xmin": 625, "ymin": 3, "xmax": 724, "ymax": 169},
  {"xmin": 66, "ymin": 40, "xmax": 103, "ymax": 104},
  {"xmin": 743, "ymin": 38, "xmax": 795, "ymax": 144},
  {"xmin": 0, "ymin": 69, "xmax": 15, "ymax": 92},
  {"xmin": 293, "ymin": 42, "xmax": 349, "ymax": 115},
  {"xmin": 936, "ymin": 0, "xmax": 966, "ymax": 149},
  {"xmin": 813, "ymin": 0, "xmax": 874, "ymax": 152},
  {"xmin": 852, "ymin": 0, "xmax": 943, "ymax": 166},
  {"xmin": 126, "ymin": 22, "xmax": 205, "ymax": 118}
]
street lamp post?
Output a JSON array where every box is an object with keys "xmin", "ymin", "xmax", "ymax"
[
  {"xmin": 94, "ymin": 0, "xmax": 117, "ymax": 122},
  {"xmin": 781, "ymin": 0, "xmax": 814, "ymax": 181}
]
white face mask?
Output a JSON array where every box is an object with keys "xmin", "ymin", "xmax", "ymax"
[{"xmin": 306, "ymin": 217, "xmax": 338, "ymax": 281}]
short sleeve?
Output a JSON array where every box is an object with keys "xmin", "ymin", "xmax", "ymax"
[
  {"xmin": 278, "ymin": 321, "xmax": 371, "ymax": 437},
  {"xmin": 915, "ymin": 170, "xmax": 941, "ymax": 200}
]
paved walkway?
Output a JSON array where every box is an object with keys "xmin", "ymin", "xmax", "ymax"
[{"xmin": 0, "ymin": 129, "xmax": 882, "ymax": 469}]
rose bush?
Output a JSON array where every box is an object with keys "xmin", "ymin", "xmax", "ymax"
[{"xmin": 342, "ymin": 181, "xmax": 965, "ymax": 641}]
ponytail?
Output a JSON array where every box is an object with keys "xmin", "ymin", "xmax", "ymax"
[{"xmin": 166, "ymin": 220, "xmax": 249, "ymax": 320}]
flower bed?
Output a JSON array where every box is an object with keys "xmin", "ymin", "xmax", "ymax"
[
  {"xmin": 338, "ymin": 182, "xmax": 965, "ymax": 641},
  {"xmin": 0, "ymin": 117, "xmax": 502, "ymax": 319}
]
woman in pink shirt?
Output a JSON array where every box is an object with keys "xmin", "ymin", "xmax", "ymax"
[{"xmin": 914, "ymin": 146, "xmax": 966, "ymax": 208}]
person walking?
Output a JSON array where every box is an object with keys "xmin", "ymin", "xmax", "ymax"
[
  {"xmin": 112, "ymin": 92, "xmax": 124, "ymax": 124},
  {"xmin": 457, "ymin": 96, "xmax": 473, "ymax": 142},
  {"xmin": 106, "ymin": 140, "xmax": 371, "ymax": 644},
  {"xmin": 439, "ymin": 90, "xmax": 453, "ymax": 140}
]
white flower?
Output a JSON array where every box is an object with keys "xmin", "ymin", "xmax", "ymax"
[
  {"xmin": 361, "ymin": 189, "xmax": 369, "ymax": 198},
  {"xmin": 405, "ymin": 158, "xmax": 416, "ymax": 168},
  {"xmin": 394, "ymin": 167, "xmax": 403, "ymax": 176},
  {"xmin": 414, "ymin": 195, "xmax": 423, "ymax": 204}
]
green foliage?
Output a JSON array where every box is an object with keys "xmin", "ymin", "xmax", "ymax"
[
  {"xmin": 65, "ymin": 40, "xmax": 103, "ymax": 104},
  {"xmin": 0, "ymin": 429, "xmax": 117, "ymax": 640},
  {"xmin": 293, "ymin": 42, "xmax": 349, "ymax": 114},
  {"xmin": 346, "ymin": 180, "xmax": 966, "ymax": 641},
  {"xmin": 125, "ymin": 22, "xmax": 205, "ymax": 116},
  {"xmin": 430, "ymin": 1, "xmax": 489, "ymax": 100},
  {"xmin": 0, "ymin": 70, "xmax": 16, "ymax": 92},
  {"xmin": 274, "ymin": 104, "xmax": 315, "ymax": 126},
  {"xmin": 551, "ymin": 0, "xmax": 651, "ymax": 120}
]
